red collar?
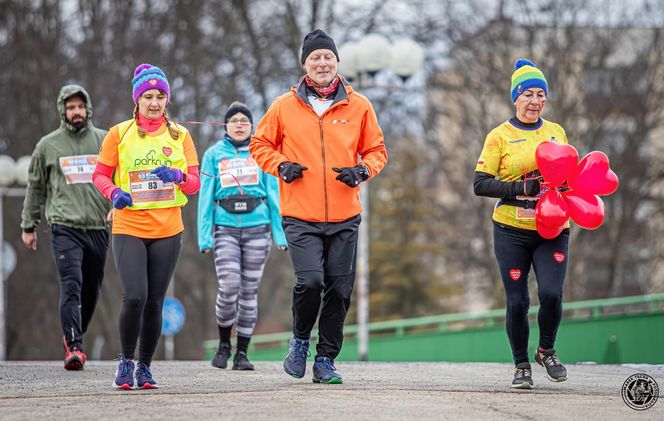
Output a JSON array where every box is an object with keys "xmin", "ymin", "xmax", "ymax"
[{"xmin": 137, "ymin": 112, "xmax": 165, "ymax": 132}]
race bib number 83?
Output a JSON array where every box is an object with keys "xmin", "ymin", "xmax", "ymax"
[{"xmin": 128, "ymin": 169, "xmax": 175, "ymax": 204}]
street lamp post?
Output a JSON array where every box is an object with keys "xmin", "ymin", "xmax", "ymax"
[
  {"xmin": 0, "ymin": 155, "xmax": 30, "ymax": 360},
  {"xmin": 338, "ymin": 35, "xmax": 424, "ymax": 362}
]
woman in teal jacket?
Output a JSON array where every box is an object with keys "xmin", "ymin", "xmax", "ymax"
[{"xmin": 197, "ymin": 102, "xmax": 287, "ymax": 370}]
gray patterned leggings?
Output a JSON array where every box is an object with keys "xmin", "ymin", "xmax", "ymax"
[{"xmin": 213, "ymin": 224, "xmax": 271, "ymax": 337}]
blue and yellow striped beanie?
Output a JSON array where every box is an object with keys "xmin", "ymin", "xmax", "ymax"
[{"xmin": 510, "ymin": 59, "xmax": 548, "ymax": 102}]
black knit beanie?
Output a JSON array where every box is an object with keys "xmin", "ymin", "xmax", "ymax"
[
  {"xmin": 224, "ymin": 101, "xmax": 253, "ymax": 132},
  {"xmin": 301, "ymin": 29, "xmax": 339, "ymax": 64}
]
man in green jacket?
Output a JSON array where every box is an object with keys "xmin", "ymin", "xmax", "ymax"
[{"xmin": 20, "ymin": 85, "xmax": 111, "ymax": 370}]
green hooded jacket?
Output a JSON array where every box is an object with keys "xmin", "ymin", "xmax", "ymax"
[{"xmin": 21, "ymin": 84, "xmax": 111, "ymax": 232}]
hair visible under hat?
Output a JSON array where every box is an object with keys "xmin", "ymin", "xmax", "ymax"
[
  {"xmin": 300, "ymin": 29, "xmax": 339, "ymax": 64},
  {"xmin": 131, "ymin": 63, "xmax": 171, "ymax": 104},
  {"xmin": 510, "ymin": 59, "xmax": 548, "ymax": 102}
]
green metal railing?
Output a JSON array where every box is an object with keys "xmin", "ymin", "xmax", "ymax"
[{"xmin": 203, "ymin": 293, "xmax": 664, "ymax": 363}]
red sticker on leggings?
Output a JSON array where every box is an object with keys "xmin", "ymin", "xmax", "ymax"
[
  {"xmin": 553, "ymin": 252, "xmax": 565, "ymax": 263},
  {"xmin": 509, "ymin": 269, "xmax": 521, "ymax": 281}
]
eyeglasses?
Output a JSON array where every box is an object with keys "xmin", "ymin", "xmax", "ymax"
[{"xmin": 228, "ymin": 119, "xmax": 251, "ymax": 125}]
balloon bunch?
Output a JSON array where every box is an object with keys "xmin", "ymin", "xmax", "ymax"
[{"xmin": 534, "ymin": 141, "xmax": 619, "ymax": 239}]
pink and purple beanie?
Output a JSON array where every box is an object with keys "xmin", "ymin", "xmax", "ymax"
[{"xmin": 131, "ymin": 63, "xmax": 170, "ymax": 103}]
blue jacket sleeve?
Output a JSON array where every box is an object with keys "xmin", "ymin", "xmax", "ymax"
[
  {"xmin": 264, "ymin": 170, "xmax": 287, "ymax": 247},
  {"xmin": 197, "ymin": 147, "xmax": 218, "ymax": 252}
]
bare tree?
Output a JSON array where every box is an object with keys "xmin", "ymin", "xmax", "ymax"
[{"xmin": 431, "ymin": 0, "xmax": 664, "ymax": 310}]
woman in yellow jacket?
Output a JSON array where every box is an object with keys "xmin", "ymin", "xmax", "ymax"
[
  {"xmin": 250, "ymin": 29, "xmax": 387, "ymax": 384},
  {"xmin": 93, "ymin": 64, "xmax": 200, "ymax": 390}
]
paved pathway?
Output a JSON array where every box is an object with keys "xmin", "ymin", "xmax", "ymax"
[{"xmin": 1, "ymin": 361, "xmax": 662, "ymax": 420}]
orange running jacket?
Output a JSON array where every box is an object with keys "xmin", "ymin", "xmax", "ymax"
[{"xmin": 250, "ymin": 79, "xmax": 387, "ymax": 222}]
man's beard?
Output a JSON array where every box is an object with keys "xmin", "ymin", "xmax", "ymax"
[{"xmin": 69, "ymin": 118, "xmax": 86, "ymax": 131}]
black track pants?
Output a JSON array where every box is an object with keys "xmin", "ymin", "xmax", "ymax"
[
  {"xmin": 282, "ymin": 215, "xmax": 360, "ymax": 360},
  {"xmin": 51, "ymin": 224, "xmax": 109, "ymax": 351}
]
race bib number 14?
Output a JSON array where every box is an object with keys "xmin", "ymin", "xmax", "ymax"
[{"xmin": 59, "ymin": 155, "xmax": 98, "ymax": 184}]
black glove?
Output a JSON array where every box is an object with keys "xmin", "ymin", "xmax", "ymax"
[
  {"xmin": 278, "ymin": 162, "xmax": 308, "ymax": 183},
  {"xmin": 332, "ymin": 165, "xmax": 370, "ymax": 188},
  {"xmin": 515, "ymin": 178, "xmax": 541, "ymax": 197}
]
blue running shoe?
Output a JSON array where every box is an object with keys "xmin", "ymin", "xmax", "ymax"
[
  {"xmin": 113, "ymin": 354, "xmax": 134, "ymax": 390},
  {"xmin": 135, "ymin": 361, "xmax": 159, "ymax": 389},
  {"xmin": 283, "ymin": 336, "xmax": 310, "ymax": 378},
  {"xmin": 312, "ymin": 356, "xmax": 342, "ymax": 384}
]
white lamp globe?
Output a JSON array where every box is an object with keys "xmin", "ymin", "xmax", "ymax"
[
  {"xmin": 357, "ymin": 33, "xmax": 392, "ymax": 75},
  {"xmin": 389, "ymin": 38, "xmax": 425, "ymax": 80},
  {"xmin": 14, "ymin": 155, "xmax": 32, "ymax": 186},
  {"xmin": 337, "ymin": 42, "xmax": 363, "ymax": 80},
  {"xmin": 0, "ymin": 155, "xmax": 16, "ymax": 186}
]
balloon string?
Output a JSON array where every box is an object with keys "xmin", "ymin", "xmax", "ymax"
[
  {"xmin": 173, "ymin": 120, "xmax": 254, "ymax": 127},
  {"xmin": 529, "ymin": 174, "xmax": 570, "ymax": 192},
  {"xmin": 200, "ymin": 171, "xmax": 244, "ymax": 195}
]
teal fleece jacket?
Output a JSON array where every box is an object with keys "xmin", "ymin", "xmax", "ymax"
[{"xmin": 197, "ymin": 136, "xmax": 286, "ymax": 251}]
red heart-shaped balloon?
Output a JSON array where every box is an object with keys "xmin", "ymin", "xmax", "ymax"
[
  {"xmin": 563, "ymin": 191, "xmax": 605, "ymax": 230},
  {"xmin": 535, "ymin": 189, "xmax": 569, "ymax": 238},
  {"xmin": 535, "ymin": 142, "xmax": 579, "ymax": 188},
  {"xmin": 568, "ymin": 151, "xmax": 619, "ymax": 196},
  {"xmin": 536, "ymin": 220, "xmax": 565, "ymax": 239}
]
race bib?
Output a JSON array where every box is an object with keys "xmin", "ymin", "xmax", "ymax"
[
  {"xmin": 128, "ymin": 169, "xmax": 176, "ymax": 204},
  {"xmin": 59, "ymin": 155, "xmax": 97, "ymax": 184},
  {"xmin": 218, "ymin": 157, "xmax": 259, "ymax": 188},
  {"xmin": 515, "ymin": 186, "xmax": 548, "ymax": 220},
  {"xmin": 515, "ymin": 197, "xmax": 538, "ymax": 220}
]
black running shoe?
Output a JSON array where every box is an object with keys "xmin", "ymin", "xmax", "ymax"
[
  {"xmin": 232, "ymin": 351, "xmax": 255, "ymax": 371},
  {"xmin": 535, "ymin": 348, "xmax": 568, "ymax": 382},
  {"xmin": 511, "ymin": 362, "xmax": 533, "ymax": 389},
  {"xmin": 211, "ymin": 343, "xmax": 231, "ymax": 369}
]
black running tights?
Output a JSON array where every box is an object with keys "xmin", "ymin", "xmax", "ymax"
[
  {"xmin": 493, "ymin": 223, "xmax": 569, "ymax": 365},
  {"xmin": 112, "ymin": 233, "xmax": 182, "ymax": 365}
]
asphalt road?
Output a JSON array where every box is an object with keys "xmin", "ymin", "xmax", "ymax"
[{"xmin": 1, "ymin": 361, "xmax": 662, "ymax": 420}]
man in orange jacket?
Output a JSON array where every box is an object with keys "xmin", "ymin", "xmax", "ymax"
[{"xmin": 251, "ymin": 29, "xmax": 387, "ymax": 384}]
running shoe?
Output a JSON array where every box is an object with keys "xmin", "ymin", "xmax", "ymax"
[
  {"xmin": 211, "ymin": 343, "xmax": 231, "ymax": 369},
  {"xmin": 232, "ymin": 351, "xmax": 255, "ymax": 371},
  {"xmin": 312, "ymin": 356, "xmax": 342, "ymax": 384},
  {"xmin": 511, "ymin": 362, "xmax": 533, "ymax": 389},
  {"xmin": 135, "ymin": 361, "xmax": 159, "ymax": 389},
  {"xmin": 283, "ymin": 336, "xmax": 309, "ymax": 378},
  {"xmin": 535, "ymin": 347, "xmax": 568, "ymax": 382},
  {"xmin": 113, "ymin": 354, "xmax": 135, "ymax": 390},
  {"xmin": 63, "ymin": 337, "xmax": 86, "ymax": 371}
]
